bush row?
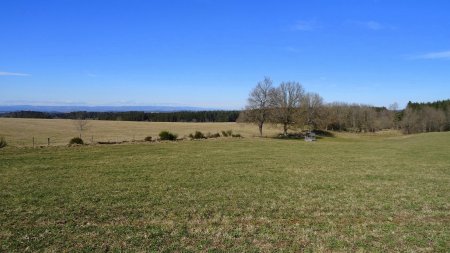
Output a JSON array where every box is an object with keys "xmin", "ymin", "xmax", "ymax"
[
  {"xmin": 190, "ymin": 130, "xmax": 241, "ymax": 139},
  {"xmin": 66, "ymin": 130, "xmax": 242, "ymax": 146}
]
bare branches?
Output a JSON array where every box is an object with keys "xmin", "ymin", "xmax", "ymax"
[
  {"xmin": 244, "ymin": 78, "xmax": 306, "ymax": 136},
  {"xmin": 73, "ymin": 117, "xmax": 90, "ymax": 138},
  {"xmin": 270, "ymin": 81, "xmax": 305, "ymax": 135},
  {"xmin": 301, "ymin": 92, "xmax": 325, "ymax": 130},
  {"xmin": 244, "ymin": 78, "xmax": 450, "ymax": 136},
  {"xmin": 245, "ymin": 77, "xmax": 274, "ymax": 136}
]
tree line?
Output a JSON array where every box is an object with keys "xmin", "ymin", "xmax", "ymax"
[
  {"xmin": 1, "ymin": 78, "xmax": 449, "ymax": 135},
  {"xmin": 401, "ymin": 100, "xmax": 450, "ymax": 134},
  {"xmin": 240, "ymin": 77, "xmax": 450, "ymax": 135},
  {"xmin": 0, "ymin": 110, "xmax": 240, "ymax": 122}
]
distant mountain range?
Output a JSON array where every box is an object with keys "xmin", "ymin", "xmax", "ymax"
[{"xmin": 0, "ymin": 105, "xmax": 214, "ymax": 113}]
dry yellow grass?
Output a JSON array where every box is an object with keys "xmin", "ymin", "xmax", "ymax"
[{"xmin": 0, "ymin": 118, "xmax": 282, "ymax": 146}]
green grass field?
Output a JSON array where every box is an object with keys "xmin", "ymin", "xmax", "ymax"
[{"xmin": 1, "ymin": 131, "xmax": 449, "ymax": 251}]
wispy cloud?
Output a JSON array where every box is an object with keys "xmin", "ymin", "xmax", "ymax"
[
  {"xmin": 284, "ymin": 46, "xmax": 301, "ymax": 53},
  {"xmin": 348, "ymin": 20, "xmax": 395, "ymax": 31},
  {"xmin": 0, "ymin": 71, "xmax": 30, "ymax": 76},
  {"xmin": 412, "ymin": 50, "xmax": 450, "ymax": 60},
  {"xmin": 364, "ymin": 21, "xmax": 383, "ymax": 30},
  {"xmin": 291, "ymin": 20, "xmax": 319, "ymax": 31},
  {"xmin": 87, "ymin": 73, "xmax": 98, "ymax": 77}
]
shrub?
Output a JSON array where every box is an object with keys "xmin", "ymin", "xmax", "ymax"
[
  {"xmin": 231, "ymin": 133, "xmax": 242, "ymax": 138},
  {"xmin": 208, "ymin": 133, "xmax": 221, "ymax": 138},
  {"xmin": 69, "ymin": 137, "xmax": 84, "ymax": 145},
  {"xmin": 191, "ymin": 131, "xmax": 206, "ymax": 139},
  {"xmin": 144, "ymin": 136, "xmax": 152, "ymax": 142},
  {"xmin": 195, "ymin": 131, "xmax": 206, "ymax": 139},
  {"xmin": 0, "ymin": 137, "xmax": 7, "ymax": 148},
  {"xmin": 221, "ymin": 130, "xmax": 233, "ymax": 137},
  {"xmin": 159, "ymin": 131, "xmax": 178, "ymax": 141}
]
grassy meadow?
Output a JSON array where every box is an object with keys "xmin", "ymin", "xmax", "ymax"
[
  {"xmin": 0, "ymin": 121, "xmax": 449, "ymax": 251},
  {"xmin": 0, "ymin": 118, "xmax": 281, "ymax": 147}
]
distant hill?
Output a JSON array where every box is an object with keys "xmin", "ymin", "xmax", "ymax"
[{"xmin": 0, "ymin": 105, "xmax": 212, "ymax": 113}]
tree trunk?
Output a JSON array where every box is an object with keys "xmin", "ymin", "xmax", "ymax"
[{"xmin": 258, "ymin": 123, "xmax": 263, "ymax": 136}]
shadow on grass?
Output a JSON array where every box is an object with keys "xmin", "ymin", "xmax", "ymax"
[
  {"xmin": 313, "ymin": 130, "xmax": 335, "ymax": 137},
  {"xmin": 273, "ymin": 130, "xmax": 335, "ymax": 140}
]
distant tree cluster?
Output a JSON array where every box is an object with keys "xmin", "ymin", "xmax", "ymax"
[
  {"xmin": 401, "ymin": 100, "xmax": 450, "ymax": 134},
  {"xmin": 1, "ymin": 110, "xmax": 240, "ymax": 123},
  {"xmin": 242, "ymin": 77, "xmax": 449, "ymax": 135},
  {"xmin": 323, "ymin": 102, "xmax": 395, "ymax": 132}
]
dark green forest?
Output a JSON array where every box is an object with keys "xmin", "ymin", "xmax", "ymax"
[
  {"xmin": 406, "ymin": 100, "xmax": 450, "ymax": 111},
  {"xmin": 0, "ymin": 110, "xmax": 240, "ymax": 122}
]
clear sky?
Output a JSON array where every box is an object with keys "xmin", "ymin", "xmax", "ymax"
[{"xmin": 1, "ymin": 0, "xmax": 449, "ymax": 109}]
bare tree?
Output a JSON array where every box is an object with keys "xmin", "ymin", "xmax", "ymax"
[
  {"xmin": 324, "ymin": 102, "xmax": 347, "ymax": 131},
  {"xmin": 271, "ymin": 81, "xmax": 305, "ymax": 135},
  {"xmin": 73, "ymin": 116, "xmax": 90, "ymax": 138},
  {"xmin": 360, "ymin": 106, "xmax": 377, "ymax": 132},
  {"xmin": 375, "ymin": 108, "xmax": 393, "ymax": 130},
  {"xmin": 401, "ymin": 107, "xmax": 416, "ymax": 134},
  {"xmin": 323, "ymin": 103, "xmax": 384, "ymax": 132},
  {"xmin": 389, "ymin": 102, "xmax": 399, "ymax": 129},
  {"xmin": 446, "ymin": 110, "xmax": 450, "ymax": 131},
  {"xmin": 245, "ymin": 77, "xmax": 274, "ymax": 136},
  {"xmin": 401, "ymin": 106, "xmax": 447, "ymax": 134},
  {"xmin": 423, "ymin": 106, "xmax": 446, "ymax": 132},
  {"xmin": 301, "ymin": 92, "xmax": 324, "ymax": 130}
]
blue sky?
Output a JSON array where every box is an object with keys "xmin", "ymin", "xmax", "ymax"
[{"xmin": 1, "ymin": 0, "xmax": 449, "ymax": 109}]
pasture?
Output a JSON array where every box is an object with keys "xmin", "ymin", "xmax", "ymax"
[
  {"xmin": 0, "ymin": 121, "xmax": 449, "ymax": 251},
  {"xmin": 0, "ymin": 118, "xmax": 280, "ymax": 147}
]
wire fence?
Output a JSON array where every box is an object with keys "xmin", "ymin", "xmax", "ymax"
[{"xmin": 6, "ymin": 134, "xmax": 158, "ymax": 147}]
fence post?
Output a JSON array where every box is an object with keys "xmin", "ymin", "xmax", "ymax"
[
  {"xmin": 32, "ymin": 137, "xmax": 35, "ymax": 148},
  {"xmin": 48, "ymin": 138, "xmax": 50, "ymax": 146}
]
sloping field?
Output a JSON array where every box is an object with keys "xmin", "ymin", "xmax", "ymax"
[
  {"xmin": 0, "ymin": 131, "xmax": 449, "ymax": 251},
  {"xmin": 0, "ymin": 118, "xmax": 281, "ymax": 146}
]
